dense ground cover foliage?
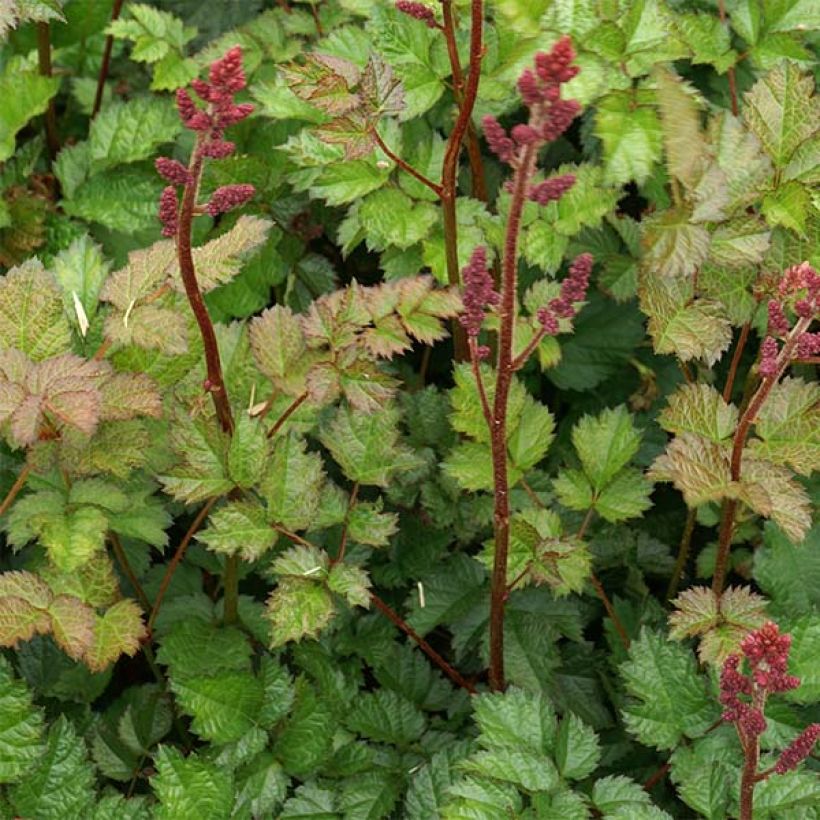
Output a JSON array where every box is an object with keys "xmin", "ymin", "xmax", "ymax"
[{"xmin": 0, "ymin": 0, "xmax": 818, "ymax": 817}]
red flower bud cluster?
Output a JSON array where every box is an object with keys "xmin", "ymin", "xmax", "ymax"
[
  {"xmin": 759, "ymin": 261, "xmax": 819, "ymax": 377},
  {"xmin": 720, "ymin": 622, "xmax": 801, "ymax": 743},
  {"xmin": 395, "ymin": 0, "xmax": 438, "ymax": 28},
  {"xmin": 528, "ymin": 174, "xmax": 576, "ymax": 205},
  {"xmin": 533, "ymin": 253, "xmax": 592, "ymax": 335},
  {"xmin": 205, "ymin": 184, "xmax": 255, "ymax": 217},
  {"xmin": 775, "ymin": 723, "xmax": 820, "ymax": 774},
  {"xmin": 483, "ymin": 37, "xmax": 581, "ymax": 172},
  {"xmin": 175, "ymin": 46, "xmax": 253, "ymax": 155},
  {"xmin": 157, "ymin": 48, "xmax": 257, "ymax": 235},
  {"xmin": 155, "ymin": 157, "xmax": 190, "ymax": 186},
  {"xmin": 159, "ymin": 186, "xmax": 179, "ymax": 237},
  {"xmin": 459, "ymin": 246, "xmax": 500, "ymax": 341}
]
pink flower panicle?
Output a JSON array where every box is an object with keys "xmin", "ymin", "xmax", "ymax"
[
  {"xmin": 175, "ymin": 46, "xmax": 253, "ymax": 154},
  {"xmin": 159, "ymin": 186, "xmax": 179, "ymax": 237},
  {"xmin": 778, "ymin": 260, "xmax": 820, "ymax": 303},
  {"xmin": 775, "ymin": 724, "xmax": 820, "ymax": 774},
  {"xmin": 767, "ymin": 299, "xmax": 789, "ymax": 337},
  {"xmin": 482, "ymin": 116, "xmax": 515, "ymax": 164},
  {"xmin": 528, "ymin": 174, "xmax": 576, "ymax": 205},
  {"xmin": 534, "ymin": 253, "xmax": 592, "ymax": 335},
  {"xmin": 720, "ymin": 622, "xmax": 802, "ymax": 747},
  {"xmin": 485, "ymin": 37, "xmax": 581, "ymax": 168},
  {"xmin": 459, "ymin": 246, "xmax": 500, "ymax": 339},
  {"xmin": 797, "ymin": 332, "xmax": 820, "ymax": 358},
  {"xmin": 205, "ymin": 184, "xmax": 256, "ymax": 217},
  {"xmin": 159, "ymin": 48, "xmax": 256, "ymax": 232},
  {"xmin": 759, "ymin": 336, "xmax": 779, "ymax": 377},
  {"xmin": 395, "ymin": 0, "xmax": 438, "ymax": 28},
  {"xmin": 155, "ymin": 157, "xmax": 190, "ymax": 186}
]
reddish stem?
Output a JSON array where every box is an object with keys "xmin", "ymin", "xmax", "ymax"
[
  {"xmin": 332, "ymin": 482, "xmax": 358, "ymax": 566},
  {"xmin": 371, "ymin": 129, "xmax": 442, "ymax": 196},
  {"xmin": 591, "ymin": 572, "xmax": 630, "ymax": 649},
  {"xmin": 267, "ymin": 391, "xmax": 308, "ymax": 439},
  {"xmin": 0, "ymin": 464, "xmax": 31, "ymax": 517},
  {"xmin": 712, "ymin": 317, "xmax": 810, "ymax": 594},
  {"xmin": 487, "ymin": 143, "xmax": 538, "ymax": 691},
  {"xmin": 468, "ymin": 338, "xmax": 493, "ymax": 428},
  {"xmin": 147, "ymin": 498, "xmax": 217, "ymax": 633},
  {"xmin": 716, "ymin": 0, "xmax": 739, "ymax": 117},
  {"xmin": 178, "ymin": 143, "xmax": 234, "ymax": 434},
  {"xmin": 36, "ymin": 23, "xmax": 60, "ymax": 160},
  {"xmin": 439, "ymin": 0, "xmax": 484, "ymax": 362},
  {"xmin": 723, "ymin": 322, "xmax": 750, "ymax": 402},
  {"xmin": 369, "ymin": 592, "xmax": 476, "ymax": 694},
  {"xmin": 92, "ymin": 0, "xmax": 125, "ymax": 118}
]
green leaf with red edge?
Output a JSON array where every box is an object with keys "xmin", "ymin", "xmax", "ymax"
[
  {"xmin": 85, "ymin": 599, "xmax": 147, "ymax": 673},
  {"xmin": 659, "ymin": 383, "xmax": 738, "ymax": 443},
  {"xmin": 48, "ymin": 594, "xmax": 96, "ymax": 661}
]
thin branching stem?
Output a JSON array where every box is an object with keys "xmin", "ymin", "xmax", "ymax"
[
  {"xmin": 267, "ymin": 391, "xmax": 308, "ymax": 439},
  {"xmin": 0, "ymin": 464, "xmax": 31, "ymax": 518},
  {"xmin": 370, "ymin": 129, "xmax": 442, "ymax": 196},
  {"xmin": 666, "ymin": 507, "xmax": 697, "ymax": 601},
  {"xmin": 147, "ymin": 498, "xmax": 217, "ymax": 634},
  {"xmin": 723, "ymin": 322, "xmax": 751, "ymax": 402},
  {"xmin": 109, "ymin": 532, "xmax": 152, "ymax": 613},
  {"xmin": 370, "ymin": 592, "xmax": 476, "ymax": 694}
]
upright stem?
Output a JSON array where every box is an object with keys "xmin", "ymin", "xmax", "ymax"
[
  {"xmin": 109, "ymin": 532, "xmax": 152, "ymax": 613},
  {"xmin": 739, "ymin": 733, "xmax": 760, "ymax": 820},
  {"xmin": 723, "ymin": 322, "xmax": 750, "ymax": 402},
  {"xmin": 92, "ymin": 0, "xmax": 125, "ymax": 118},
  {"xmin": 178, "ymin": 144, "xmax": 234, "ymax": 434},
  {"xmin": 488, "ymin": 144, "xmax": 538, "ymax": 691},
  {"xmin": 712, "ymin": 318, "xmax": 809, "ymax": 595},
  {"xmin": 439, "ymin": 0, "xmax": 484, "ymax": 362},
  {"xmin": 440, "ymin": 0, "xmax": 487, "ymax": 202},
  {"xmin": 36, "ymin": 23, "xmax": 60, "ymax": 160}
]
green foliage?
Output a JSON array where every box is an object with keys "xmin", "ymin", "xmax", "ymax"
[{"xmin": 0, "ymin": 1, "xmax": 817, "ymax": 816}]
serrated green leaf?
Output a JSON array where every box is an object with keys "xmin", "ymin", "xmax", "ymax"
[
  {"xmin": 0, "ymin": 656, "xmax": 44, "ymax": 783},
  {"xmin": 461, "ymin": 746, "xmax": 560, "ymax": 792},
  {"xmin": 762, "ymin": 180, "xmax": 812, "ymax": 235},
  {"xmin": 197, "ymin": 499, "xmax": 277, "ymax": 561},
  {"xmin": 156, "ymin": 619, "xmax": 252, "ymax": 682},
  {"xmin": 346, "ymin": 499, "xmax": 398, "ymax": 547},
  {"xmin": 743, "ymin": 62, "xmax": 818, "ymax": 167},
  {"xmin": 346, "ymin": 690, "xmax": 425, "ymax": 745},
  {"xmin": 595, "ymin": 90, "xmax": 663, "ymax": 185},
  {"xmin": 660, "ymin": 383, "xmax": 738, "ymax": 442},
  {"xmin": 152, "ymin": 745, "xmax": 234, "ymax": 820},
  {"xmin": 8, "ymin": 716, "xmax": 94, "ymax": 820},
  {"xmin": 592, "ymin": 775, "xmax": 662, "ymax": 816},
  {"xmin": 0, "ymin": 61, "xmax": 60, "ymax": 163},
  {"xmin": 573, "ymin": 405, "xmax": 642, "ymax": 490},
  {"xmin": 320, "ymin": 402, "xmax": 423, "ymax": 487},
  {"xmin": 172, "ymin": 671, "xmax": 264, "ymax": 744},
  {"xmin": 276, "ymin": 682, "xmax": 334, "ymax": 776},
  {"xmin": 267, "ymin": 578, "xmax": 335, "ymax": 648},
  {"xmin": 474, "ymin": 687, "xmax": 557, "ymax": 756},
  {"xmin": 85, "ymin": 599, "xmax": 146, "ymax": 673},
  {"xmin": 621, "ymin": 629, "xmax": 717, "ymax": 749},
  {"xmin": 327, "ymin": 563, "xmax": 371, "ymax": 609}
]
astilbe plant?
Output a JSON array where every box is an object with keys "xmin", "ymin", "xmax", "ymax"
[
  {"xmin": 719, "ymin": 621, "xmax": 820, "ymax": 819},
  {"xmin": 464, "ymin": 37, "xmax": 591, "ymax": 690}
]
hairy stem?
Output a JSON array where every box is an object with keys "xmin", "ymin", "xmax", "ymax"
[
  {"xmin": 488, "ymin": 143, "xmax": 538, "ymax": 692},
  {"xmin": 439, "ymin": 0, "xmax": 484, "ymax": 362},
  {"xmin": 147, "ymin": 498, "xmax": 217, "ymax": 634},
  {"xmin": 440, "ymin": 0, "xmax": 487, "ymax": 202},
  {"xmin": 92, "ymin": 0, "xmax": 125, "ymax": 118},
  {"xmin": 739, "ymin": 733, "xmax": 760, "ymax": 820},
  {"xmin": 36, "ymin": 23, "xmax": 60, "ymax": 160},
  {"xmin": 0, "ymin": 463, "xmax": 31, "ymax": 517},
  {"xmin": 666, "ymin": 507, "xmax": 697, "ymax": 601},
  {"xmin": 370, "ymin": 592, "xmax": 476, "ymax": 694},
  {"xmin": 178, "ymin": 144, "xmax": 234, "ymax": 434}
]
